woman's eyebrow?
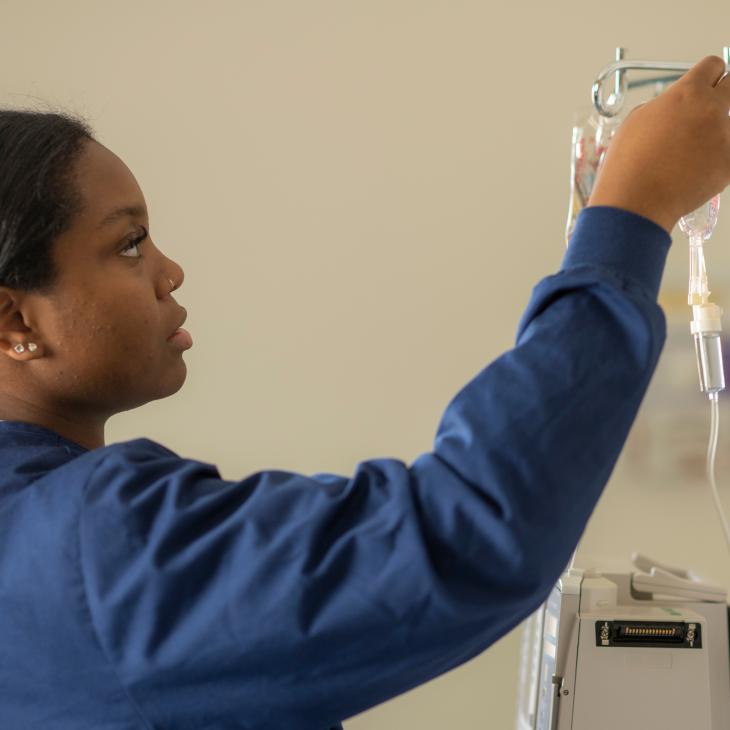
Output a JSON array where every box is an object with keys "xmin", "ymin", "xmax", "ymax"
[{"xmin": 96, "ymin": 203, "xmax": 148, "ymax": 230}]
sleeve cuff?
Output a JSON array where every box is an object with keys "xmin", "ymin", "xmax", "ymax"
[{"xmin": 562, "ymin": 206, "xmax": 672, "ymax": 300}]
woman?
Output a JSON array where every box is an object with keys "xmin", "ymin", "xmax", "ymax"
[{"xmin": 1, "ymin": 57, "xmax": 729, "ymax": 729}]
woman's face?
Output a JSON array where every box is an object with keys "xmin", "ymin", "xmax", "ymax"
[{"xmin": 0, "ymin": 139, "xmax": 189, "ymax": 437}]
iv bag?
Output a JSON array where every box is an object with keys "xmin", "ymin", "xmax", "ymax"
[
  {"xmin": 679, "ymin": 196, "xmax": 721, "ymax": 242},
  {"xmin": 565, "ymin": 107, "xmax": 623, "ymax": 246}
]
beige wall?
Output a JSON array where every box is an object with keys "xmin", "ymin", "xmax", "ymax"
[{"xmin": 2, "ymin": 1, "xmax": 730, "ymax": 726}]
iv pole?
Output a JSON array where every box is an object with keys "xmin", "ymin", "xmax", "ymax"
[
  {"xmin": 592, "ymin": 46, "xmax": 730, "ymax": 117},
  {"xmin": 565, "ymin": 45, "xmax": 730, "ymax": 574}
]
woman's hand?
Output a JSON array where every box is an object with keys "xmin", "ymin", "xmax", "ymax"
[{"xmin": 587, "ymin": 55, "xmax": 730, "ymax": 235}]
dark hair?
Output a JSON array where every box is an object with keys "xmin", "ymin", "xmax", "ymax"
[{"xmin": 0, "ymin": 108, "xmax": 95, "ymax": 293}]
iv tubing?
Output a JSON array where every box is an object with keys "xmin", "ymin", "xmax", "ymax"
[
  {"xmin": 707, "ymin": 392, "xmax": 730, "ymax": 557},
  {"xmin": 567, "ymin": 548, "xmax": 577, "ymax": 572}
]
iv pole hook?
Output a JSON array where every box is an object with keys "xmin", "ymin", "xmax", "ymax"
[{"xmin": 591, "ymin": 46, "xmax": 730, "ymax": 118}]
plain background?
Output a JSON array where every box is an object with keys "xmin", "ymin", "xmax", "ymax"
[{"xmin": 2, "ymin": 1, "xmax": 730, "ymax": 727}]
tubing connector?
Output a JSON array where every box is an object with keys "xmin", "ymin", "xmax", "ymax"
[{"xmin": 688, "ymin": 239, "xmax": 710, "ymax": 305}]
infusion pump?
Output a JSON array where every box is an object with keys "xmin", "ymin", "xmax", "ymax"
[{"xmin": 515, "ymin": 554, "xmax": 730, "ymax": 730}]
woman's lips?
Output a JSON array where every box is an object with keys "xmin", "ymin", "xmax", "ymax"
[{"xmin": 167, "ymin": 327, "xmax": 193, "ymax": 349}]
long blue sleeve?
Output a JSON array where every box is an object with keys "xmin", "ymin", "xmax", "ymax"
[{"xmin": 78, "ymin": 206, "xmax": 671, "ymax": 729}]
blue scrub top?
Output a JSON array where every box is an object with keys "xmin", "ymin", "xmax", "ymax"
[{"xmin": 0, "ymin": 206, "xmax": 670, "ymax": 729}]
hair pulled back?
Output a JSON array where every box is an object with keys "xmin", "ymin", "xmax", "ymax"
[{"xmin": 0, "ymin": 109, "xmax": 94, "ymax": 293}]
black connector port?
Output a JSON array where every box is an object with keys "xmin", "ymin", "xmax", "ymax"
[{"xmin": 595, "ymin": 620, "xmax": 702, "ymax": 649}]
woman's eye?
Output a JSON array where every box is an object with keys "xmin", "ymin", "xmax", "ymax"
[{"xmin": 120, "ymin": 227, "xmax": 148, "ymax": 258}]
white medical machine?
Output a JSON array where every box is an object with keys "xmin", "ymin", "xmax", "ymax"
[
  {"xmin": 516, "ymin": 47, "xmax": 730, "ymax": 730},
  {"xmin": 515, "ymin": 554, "xmax": 730, "ymax": 730}
]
